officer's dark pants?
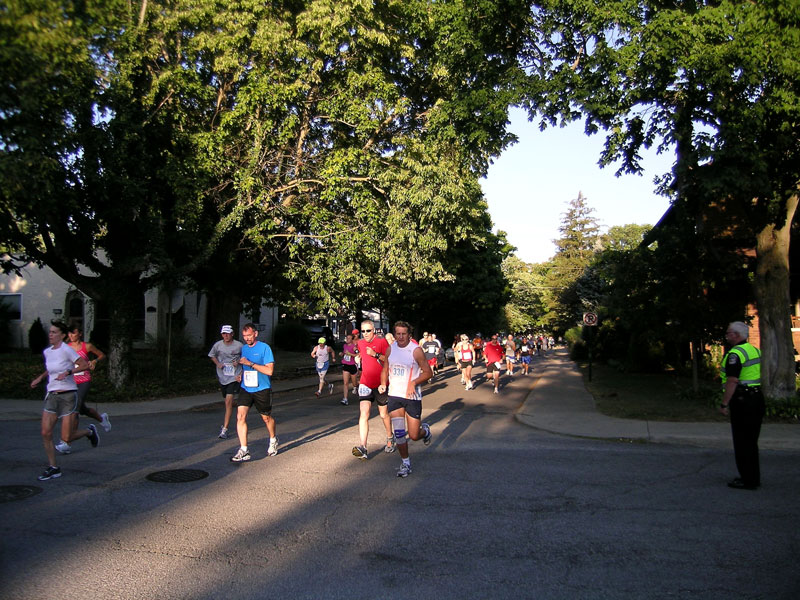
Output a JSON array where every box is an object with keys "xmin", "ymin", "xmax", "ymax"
[{"xmin": 729, "ymin": 387, "xmax": 765, "ymax": 487}]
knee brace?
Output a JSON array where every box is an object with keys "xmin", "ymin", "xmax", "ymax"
[{"xmin": 391, "ymin": 417, "xmax": 407, "ymax": 443}]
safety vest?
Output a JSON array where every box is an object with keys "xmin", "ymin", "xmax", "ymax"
[{"xmin": 720, "ymin": 343, "xmax": 761, "ymax": 387}]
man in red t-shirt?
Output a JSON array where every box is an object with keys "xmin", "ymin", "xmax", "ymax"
[
  {"xmin": 483, "ymin": 333, "xmax": 504, "ymax": 394},
  {"xmin": 352, "ymin": 320, "xmax": 392, "ymax": 459}
]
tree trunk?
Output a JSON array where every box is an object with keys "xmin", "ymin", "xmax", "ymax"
[
  {"xmin": 754, "ymin": 192, "xmax": 799, "ymax": 400},
  {"xmin": 107, "ymin": 300, "xmax": 136, "ymax": 390}
]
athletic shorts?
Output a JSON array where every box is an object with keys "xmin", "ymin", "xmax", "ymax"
[
  {"xmin": 341, "ymin": 363, "xmax": 357, "ymax": 375},
  {"xmin": 387, "ymin": 396, "xmax": 422, "ymax": 420},
  {"xmin": 486, "ymin": 361, "xmax": 503, "ymax": 374},
  {"xmin": 43, "ymin": 390, "xmax": 79, "ymax": 418},
  {"xmin": 521, "ymin": 355, "xmax": 531, "ymax": 365},
  {"xmin": 427, "ymin": 357, "xmax": 437, "ymax": 367},
  {"xmin": 220, "ymin": 381, "xmax": 241, "ymax": 398},
  {"xmin": 505, "ymin": 356, "xmax": 516, "ymax": 363},
  {"xmin": 75, "ymin": 381, "xmax": 94, "ymax": 416},
  {"xmin": 459, "ymin": 360, "xmax": 472, "ymax": 368},
  {"xmin": 358, "ymin": 384, "xmax": 388, "ymax": 406},
  {"xmin": 237, "ymin": 388, "xmax": 273, "ymax": 416}
]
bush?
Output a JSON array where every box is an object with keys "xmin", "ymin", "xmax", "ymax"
[
  {"xmin": 273, "ymin": 321, "xmax": 312, "ymax": 352},
  {"xmin": 565, "ymin": 326, "xmax": 588, "ymax": 360},
  {"xmin": 765, "ymin": 396, "xmax": 800, "ymax": 422},
  {"xmin": 28, "ymin": 318, "xmax": 48, "ymax": 354}
]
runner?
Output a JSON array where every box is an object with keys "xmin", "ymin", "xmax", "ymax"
[
  {"xmin": 385, "ymin": 321, "xmax": 433, "ymax": 477},
  {"xmin": 422, "ymin": 334, "xmax": 440, "ymax": 378},
  {"xmin": 353, "ymin": 319, "xmax": 393, "ymax": 458},
  {"xmin": 455, "ymin": 334, "xmax": 476, "ymax": 389},
  {"xmin": 208, "ymin": 324, "xmax": 243, "ymax": 439},
  {"xmin": 311, "ymin": 337, "xmax": 336, "ymax": 397},
  {"xmin": 340, "ymin": 333, "xmax": 359, "ymax": 405},
  {"xmin": 56, "ymin": 323, "xmax": 110, "ymax": 454},
  {"xmin": 504, "ymin": 334, "xmax": 517, "ymax": 377},
  {"xmin": 483, "ymin": 333, "xmax": 504, "ymax": 394},
  {"xmin": 519, "ymin": 336, "xmax": 532, "ymax": 376},
  {"xmin": 230, "ymin": 323, "xmax": 278, "ymax": 462},
  {"xmin": 30, "ymin": 321, "xmax": 97, "ymax": 481}
]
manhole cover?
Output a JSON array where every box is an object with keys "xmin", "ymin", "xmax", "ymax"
[
  {"xmin": 146, "ymin": 469, "xmax": 209, "ymax": 483},
  {"xmin": 0, "ymin": 485, "xmax": 43, "ymax": 503}
]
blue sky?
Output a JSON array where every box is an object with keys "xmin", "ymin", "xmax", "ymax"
[{"xmin": 481, "ymin": 108, "xmax": 675, "ymax": 264}]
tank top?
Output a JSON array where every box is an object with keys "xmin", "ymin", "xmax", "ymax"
[
  {"xmin": 458, "ymin": 343, "xmax": 473, "ymax": 361},
  {"xmin": 341, "ymin": 343, "xmax": 357, "ymax": 365},
  {"xmin": 388, "ymin": 341, "xmax": 422, "ymax": 400},
  {"xmin": 314, "ymin": 345, "xmax": 330, "ymax": 368},
  {"xmin": 72, "ymin": 342, "xmax": 91, "ymax": 384}
]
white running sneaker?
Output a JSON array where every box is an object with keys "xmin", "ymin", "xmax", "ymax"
[
  {"xmin": 218, "ymin": 426, "xmax": 228, "ymax": 439},
  {"xmin": 422, "ymin": 422, "xmax": 432, "ymax": 446},
  {"xmin": 493, "ymin": 387, "xmax": 499, "ymax": 394},
  {"xmin": 100, "ymin": 413, "xmax": 111, "ymax": 432},
  {"xmin": 267, "ymin": 437, "xmax": 279, "ymax": 457},
  {"xmin": 397, "ymin": 463, "xmax": 412, "ymax": 478},
  {"xmin": 55, "ymin": 441, "xmax": 71, "ymax": 455},
  {"xmin": 230, "ymin": 447, "xmax": 250, "ymax": 462},
  {"xmin": 340, "ymin": 398, "xmax": 349, "ymax": 405},
  {"xmin": 328, "ymin": 382, "xmax": 334, "ymax": 395}
]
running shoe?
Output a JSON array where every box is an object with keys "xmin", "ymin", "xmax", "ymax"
[
  {"xmin": 422, "ymin": 422, "xmax": 432, "ymax": 446},
  {"xmin": 328, "ymin": 382, "xmax": 334, "ymax": 395},
  {"xmin": 493, "ymin": 387, "xmax": 499, "ymax": 394},
  {"xmin": 218, "ymin": 426, "xmax": 228, "ymax": 439},
  {"xmin": 55, "ymin": 441, "xmax": 71, "ymax": 454},
  {"xmin": 352, "ymin": 445, "xmax": 368, "ymax": 460},
  {"xmin": 315, "ymin": 390, "xmax": 321, "ymax": 397},
  {"xmin": 267, "ymin": 437, "xmax": 279, "ymax": 457},
  {"xmin": 340, "ymin": 398, "xmax": 349, "ymax": 405},
  {"xmin": 466, "ymin": 381, "xmax": 473, "ymax": 390},
  {"xmin": 38, "ymin": 466, "xmax": 62, "ymax": 481},
  {"xmin": 87, "ymin": 424, "xmax": 99, "ymax": 447},
  {"xmin": 230, "ymin": 447, "xmax": 250, "ymax": 462},
  {"xmin": 396, "ymin": 463, "xmax": 412, "ymax": 478},
  {"xmin": 100, "ymin": 413, "xmax": 111, "ymax": 432},
  {"xmin": 384, "ymin": 435, "xmax": 396, "ymax": 453}
]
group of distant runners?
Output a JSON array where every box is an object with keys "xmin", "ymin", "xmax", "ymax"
[{"xmin": 33, "ymin": 317, "xmax": 553, "ymax": 481}]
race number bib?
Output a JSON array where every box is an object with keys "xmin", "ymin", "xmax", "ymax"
[
  {"xmin": 358, "ymin": 384, "xmax": 372, "ymax": 397},
  {"xmin": 243, "ymin": 370, "xmax": 259, "ymax": 387},
  {"xmin": 223, "ymin": 363, "xmax": 235, "ymax": 376}
]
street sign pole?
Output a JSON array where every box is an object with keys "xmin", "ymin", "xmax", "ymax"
[{"xmin": 583, "ymin": 313, "xmax": 598, "ymax": 382}]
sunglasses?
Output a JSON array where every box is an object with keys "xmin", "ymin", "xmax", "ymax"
[{"xmin": 361, "ymin": 328, "xmax": 374, "ymax": 333}]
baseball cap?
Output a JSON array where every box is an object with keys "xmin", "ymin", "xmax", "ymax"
[
  {"xmin": 352, "ymin": 329, "xmax": 359, "ymax": 336},
  {"xmin": 220, "ymin": 325, "xmax": 234, "ymax": 334},
  {"xmin": 318, "ymin": 337, "xmax": 326, "ymax": 344}
]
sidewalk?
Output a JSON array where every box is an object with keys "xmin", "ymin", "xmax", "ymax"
[
  {"xmin": 516, "ymin": 349, "xmax": 800, "ymax": 451},
  {"xmin": 3, "ymin": 356, "xmax": 799, "ymax": 450}
]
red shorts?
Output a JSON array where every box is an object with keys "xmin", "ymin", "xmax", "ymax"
[{"xmin": 427, "ymin": 358, "xmax": 437, "ymax": 367}]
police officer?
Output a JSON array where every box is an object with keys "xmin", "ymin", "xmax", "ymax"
[{"xmin": 719, "ymin": 321, "xmax": 765, "ymax": 490}]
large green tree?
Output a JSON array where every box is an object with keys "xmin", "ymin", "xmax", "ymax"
[
  {"xmin": 1, "ymin": 0, "xmax": 532, "ymax": 386},
  {"xmin": 525, "ymin": 0, "xmax": 800, "ymax": 398}
]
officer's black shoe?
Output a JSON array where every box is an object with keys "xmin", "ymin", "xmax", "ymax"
[{"xmin": 727, "ymin": 478, "xmax": 758, "ymax": 490}]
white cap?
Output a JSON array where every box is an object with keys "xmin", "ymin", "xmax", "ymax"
[{"xmin": 220, "ymin": 325, "xmax": 234, "ymax": 334}]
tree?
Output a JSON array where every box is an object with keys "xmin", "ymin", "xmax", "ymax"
[
  {"xmin": 1, "ymin": 1, "xmax": 533, "ymax": 386},
  {"xmin": 525, "ymin": 0, "xmax": 800, "ymax": 398},
  {"xmin": 544, "ymin": 192, "xmax": 600, "ymax": 332}
]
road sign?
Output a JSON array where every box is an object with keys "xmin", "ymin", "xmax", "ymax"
[{"xmin": 583, "ymin": 312, "xmax": 598, "ymax": 326}]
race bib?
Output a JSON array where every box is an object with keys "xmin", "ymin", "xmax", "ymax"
[
  {"xmin": 243, "ymin": 370, "xmax": 259, "ymax": 387},
  {"xmin": 223, "ymin": 363, "xmax": 235, "ymax": 376},
  {"xmin": 358, "ymin": 384, "xmax": 372, "ymax": 396},
  {"xmin": 317, "ymin": 361, "xmax": 327, "ymax": 369},
  {"xmin": 495, "ymin": 362, "xmax": 502, "ymax": 369}
]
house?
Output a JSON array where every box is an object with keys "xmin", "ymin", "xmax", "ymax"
[{"xmin": 0, "ymin": 261, "xmax": 278, "ymax": 350}]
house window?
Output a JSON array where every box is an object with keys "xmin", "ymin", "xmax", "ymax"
[{"xmin": 0, "ymin": 294, "xmax": 22, "ymax": 320}]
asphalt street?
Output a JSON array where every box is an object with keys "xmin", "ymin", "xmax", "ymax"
[{"xmin": 1, "ymin": 366, "xmax": 798, "ymax": 599}]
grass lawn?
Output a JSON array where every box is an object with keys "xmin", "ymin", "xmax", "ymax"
[
  {"xmin": 0, "ymin": 347, "xmax": 315, "ymax": 402},
  {"xmin": 579, "ymin": 361, "xmax": 798, "ymax": 424}
]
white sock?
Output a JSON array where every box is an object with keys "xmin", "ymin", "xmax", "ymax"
[{"xmin": 402, "ymin": 458, "xmax": 411, "ymax": 466}]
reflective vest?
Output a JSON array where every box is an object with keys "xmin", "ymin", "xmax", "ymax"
[{"xmin": 721, "ymin": 343, "xmax": 761, "ymax": 387}]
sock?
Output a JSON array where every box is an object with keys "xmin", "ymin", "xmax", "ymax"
[
  {"xmin": 241, "ymin": 446, "xmax": 248, "ymax": 452},
  {"xmin": 402, "ymin": 458, "xmax": 411, "ymax": 466},
  {"xmin": 270, "ymin": 437, "xmax": 277, "ymax": 444}
]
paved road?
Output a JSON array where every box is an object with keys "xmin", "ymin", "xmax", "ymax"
[{"xmin": 1, "ymin": 367, "xmax": 798, "ymax": 599}]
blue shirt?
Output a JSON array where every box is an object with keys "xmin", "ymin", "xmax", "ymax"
[{"xmin": 241, "ymin": 341, "xmax": 274, "ymax": 392}]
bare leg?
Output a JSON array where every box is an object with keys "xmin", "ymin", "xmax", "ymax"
[
  {"xmin": 222, "ymin": 394, "xmax": 234, "ymax": 429},
  {"xmin": 236, "ymin": 405, "xmax": 249, "ymax": 448},
  {"xmin": 358, "ymin": 400, "xmax": 371, "ymax": 447},
  {"xmin": 41, "ymin": 411, "xmax": 58, "ymax": 467},
  {"xmin": 260, "ymin": 414, "xmax": 276, "ymax": 438}
]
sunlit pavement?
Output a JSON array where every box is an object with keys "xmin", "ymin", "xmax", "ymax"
[{"xmin": 1, "ymin": 358, "xmax": 798, "ymax": 599}]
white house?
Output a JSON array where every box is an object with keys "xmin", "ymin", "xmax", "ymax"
[{"xmin": 0, "ymin": 261, "xmax": 277, "ymax": 349}]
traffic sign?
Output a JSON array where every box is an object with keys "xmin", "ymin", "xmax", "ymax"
[{"xmin": 583, "ymin": 312, "xmax": 598, "ymax": 326}]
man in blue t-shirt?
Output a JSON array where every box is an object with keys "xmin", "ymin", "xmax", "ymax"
[{"xmin": 230, "ymin": 323, "xmax": 278, "ymax": 462}]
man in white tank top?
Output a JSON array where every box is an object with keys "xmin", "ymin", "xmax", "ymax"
[{"xmin": 385, "ymin": 321, "xmax": 433, "ymax": 478}]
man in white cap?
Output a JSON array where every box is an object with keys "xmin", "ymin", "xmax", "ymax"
[
  {"xmin": 208, "ymin": 324, "xmax": 243, "ymax": 439},
  {"xmin": 311, "ymin": 337, "xmax": 336, "ymax": 397}
]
